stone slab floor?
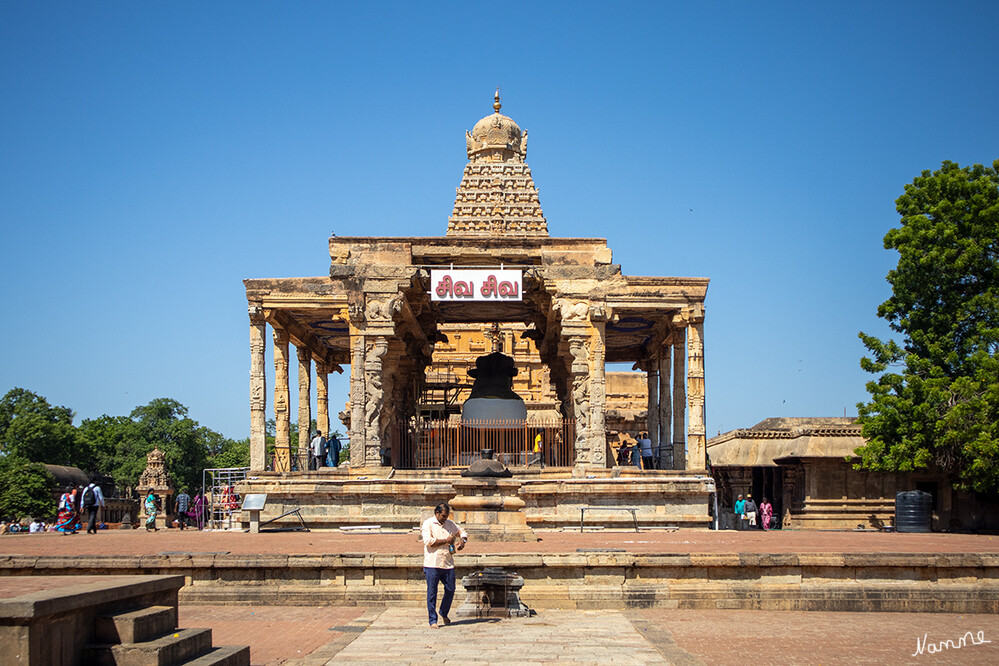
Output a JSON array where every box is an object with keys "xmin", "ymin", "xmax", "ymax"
[{"xmin": 183, "ymin": 605, "xmax": 999, "ymax": 666}]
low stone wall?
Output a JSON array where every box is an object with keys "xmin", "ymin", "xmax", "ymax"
[
  {"xmin": 0, "ymin": 575, "xmax": 183, "ymax": 666},
  {"xmin": 236, "ymin": 470, "xmax": 715, "ymax": 530},
  {"xmin": 4, "ymin": 552, "xmax": 997, "ymax": 614}
]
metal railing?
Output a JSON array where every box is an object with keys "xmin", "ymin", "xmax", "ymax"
[
  {"xmin": 394, "ymin": 418, "xmax": 574, "ymax": 469},
  {"xmin": 266, "ymin": 443, "xmax": 349, "ymax": 472}
]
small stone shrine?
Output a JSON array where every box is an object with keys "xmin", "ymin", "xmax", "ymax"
[
  {"xmin": 138, "ymin": 446, "xmax": 173, "ymax": 529},
  {"xmin": 455, "ymin": 567, "xmax": 533, "ymax": 619}
]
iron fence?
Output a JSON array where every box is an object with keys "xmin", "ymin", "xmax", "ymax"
[{"xmin": 393, "ymin": 418, "xmax": 574, "ymax": 469}]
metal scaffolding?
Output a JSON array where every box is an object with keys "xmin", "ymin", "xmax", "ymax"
[{"xmin": 202, "ymin": 466, "xmax": 250, "ymax": 530}]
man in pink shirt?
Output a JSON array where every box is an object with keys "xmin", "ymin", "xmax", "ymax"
[{"xmin": 421, "ymin": 502, "xmax": 468, "ymax": 628}]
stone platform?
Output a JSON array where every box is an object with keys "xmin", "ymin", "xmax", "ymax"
[
  {"xmin": 1, "ymin": 530, "xmax": 998, "ymax": 614},
  {"xmin": 0, "ymin": 575, "xmax": 249, "ymax": 665},
  {"xmin": 237, "ymin": 468, "xmax": 715, "ymax": 530}
]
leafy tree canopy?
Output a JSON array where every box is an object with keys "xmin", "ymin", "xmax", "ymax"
[
  {"xmin": 857, "ymin": 160, "xmax": 999, "ymax": 494},
  {"xmin": 0, "ymin": 456, "xmax": 56, "ymax": 521},
  {"xmin": 0, "ymin": 388, "xmax": 83, "ymax": 468},
  {"xmin": 78, "ymin": 398, "xmax": 241, "ymax": 495}
]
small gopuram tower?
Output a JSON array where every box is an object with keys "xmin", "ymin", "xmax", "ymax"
[
  {"xmin": 138, "ymin": 446, "xmax": 173, "ymax": 529},
  {"xmin": 244, "ymin": 93, "xmax": 711, "ymax": 527}
]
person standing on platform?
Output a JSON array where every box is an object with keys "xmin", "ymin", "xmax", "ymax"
[
  {"xmin": 734, "ymin": 494, "xmax": 746, "ymax": 530},
  {"xmin": 616, "ymin": 442, "xmax": 631, "ymax": 466},
  {"xmin": 81, "ymin": 481, "xmax": 105, "ymax": 534},
  {"xmin": 310, "ymin": 430, "xmax": 325, "ymax": 470},
  {"xmin": 630, "ymin": 438, "xmax": 642, "ymax": 467},
  {"xmin": 531, "ymin": 432, "xmax": 545, "ymax": 468},
  {"xmin": 328, "ymin": 433, "xmax": 341, "ymax": 467},
  {"xmin": 421, "ymin": 502, "xmax": 468, "ymax": 629},
  {"xmin": 637, "ymin": 432, "xmax": 654, "ymax": 470}
]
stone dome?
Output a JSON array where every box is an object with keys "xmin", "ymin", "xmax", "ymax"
[{"xmin": 466, "ymin": 91, "xmax": 527, "ymax": 161}]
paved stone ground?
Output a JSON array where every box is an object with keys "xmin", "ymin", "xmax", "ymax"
[
  {"xmin": 2, "ymin": 528, "xmax": 998, "ymax": 556},
  {"xmin": 179, "ymin": 605, "xmax": 368, "ymax": 666},
  {"xmin": 6, "ymin": 531, "xmax": 999, "ymax": 663},
  {"xmin": 190, "ymin": 604, "xmax": 999, "ymax": 665}
]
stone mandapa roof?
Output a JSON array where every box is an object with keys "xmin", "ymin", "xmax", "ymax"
[{"xmin": 706, "ymin": 417, "xmax": 864, "ymax": 467}]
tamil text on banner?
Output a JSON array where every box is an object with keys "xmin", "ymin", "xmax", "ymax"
[{"xmin": 430, "ymin": 269, "xmax": 522, "ymax": 302}]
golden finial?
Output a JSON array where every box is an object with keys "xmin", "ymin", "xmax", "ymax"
[{"xmin": 493, "ymin": 88, "xmax": 502, "ymax": 113}]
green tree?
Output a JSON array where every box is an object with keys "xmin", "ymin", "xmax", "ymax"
[
  {"xmin": 76, "ymin": 414, "xmax": 131, "ymax": 479},
  {"xmin": 210, "ymin": 437, "xmax": 250, "ymax": 469},
  {"xmin": 0, "ymin": 456, "xmax": 56, "ymax": 521},
  {"xmin": 857, "ymin": 160, "xmax": 999, "ymax": 493},
  {"xmin": 0, "ymin": 388, "xmax": 84, "ymax": 468}
]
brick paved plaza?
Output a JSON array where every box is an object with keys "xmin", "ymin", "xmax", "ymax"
[{"xmin": 3, "ymin": 529, "xmax": 998, "ymax": 664}]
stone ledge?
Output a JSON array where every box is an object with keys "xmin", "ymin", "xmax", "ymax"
[{"xmin": 5, "ymin": 553, "xmax": 997, "ymax": 613}]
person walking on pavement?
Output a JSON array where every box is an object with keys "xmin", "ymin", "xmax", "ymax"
[
  {"xmin": 734, "ymin": 494, "xmax": 746, "ymax": 531},
  {"xmin": 760, "ymin": 497, "xmax": 774, "ymax": 531},
  {"xmin": 81, "ymin": 481, "xmax": 105, "ymax": 534},
  {"xmin": 744, "ymin": 494, "xmax": 759, "ymax": 529},
  {"xmin": 144, "ymin": 489, "xmax": 160, "ymax": 531},
  {"xmin": 175, "ymin": 488, "xmax": 191, "ymax": 530},
  {"xmin": 421, "ymin": 502, "xmax": 468, "ymax": 629}
]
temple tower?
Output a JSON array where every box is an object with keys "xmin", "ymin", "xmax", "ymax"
[{"xmin": 446, "ymin": 91, "xmax": 548, "ymax": 238}]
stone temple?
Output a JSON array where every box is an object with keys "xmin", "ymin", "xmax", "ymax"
[{"xmin": 242, "ymin": 94, "xmax": 714, "ymax": 528}]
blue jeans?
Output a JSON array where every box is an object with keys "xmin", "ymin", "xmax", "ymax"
[{"xmin": 424, "ymin": 567, "xmax": 456, "ymax": 625}]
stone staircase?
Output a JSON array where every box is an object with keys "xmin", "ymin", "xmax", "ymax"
[{"xmin": 83, "ymin": 604, "xmax": 249, "ymax": 666}]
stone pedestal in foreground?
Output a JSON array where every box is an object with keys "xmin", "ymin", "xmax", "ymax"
[{"xmin": 455, "ymin": 567, "xmax": 533, "ymax": 619}]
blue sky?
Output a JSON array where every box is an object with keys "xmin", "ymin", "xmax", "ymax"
[{"xmin": 2, "ymin": 2, "xmax": 997, "ymax": 440}]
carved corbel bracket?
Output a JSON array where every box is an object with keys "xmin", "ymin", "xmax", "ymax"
[
  {"xmin": 682, "ymin": 303, "xmax": 705, "ymax": 324},
  {"xmin": 588, "ymin": 303, "xmax": 612, "ymax": 322},
  {"xmin": 365, "ymin": 295, "xmax": 403, "ymax": 323},
  {"xmin": 248, "ymin": 304, "xmax": 265, "ymax": 324},
  {"xmin": 553, "ymin": 298, "xmax": 590, "ymax": 322},
  {"xmin": 347, "ymin": 298, "xmax": 365, "ymax": 325}
]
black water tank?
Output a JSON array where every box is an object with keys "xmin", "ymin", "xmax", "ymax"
[{"xmin": 895, "ymin": 490, "xmax": 932, "ymax": 532}]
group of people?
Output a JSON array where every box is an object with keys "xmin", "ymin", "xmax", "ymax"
[
  {"xmin": 734, "ymin": 493, "xmax": 775, "ymax": 530},
  {"xmin": 144, "ymin": 487, "xmax": 205, "ymax": 531},
  {"xmin": 0, "ymin": 519, "xmax": 52, "ymax": 533},
  {"xmin": 309, "ymin": 430, "xmax": 342, "ymax": 470},
  {"xmin": 56, "ymin": 482, "xmax": 106, "ymax": 535},
  {"xmin": 616, "ymin": 432, "xmax": 658, "ymax": 469}
]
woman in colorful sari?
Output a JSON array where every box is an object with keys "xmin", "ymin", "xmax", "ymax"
[
  {"xmin": 144, "ymin": 489, "xmax": 159, "ymax": 531},
  {"xmin": 188, "ymin": 491, "xmax": 206, "ymax": 530},
  {"xmin": 55, "ymin": 485, "xmax": 80, "ymax": 535},
  {"xmin": 760, "ymin": 497, "xmax": 774, "ymax": 531}
]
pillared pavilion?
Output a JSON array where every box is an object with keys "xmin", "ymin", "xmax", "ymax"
[{"xmin": 242, "ymin": 94, "xmax": 712, "ymax": 528}]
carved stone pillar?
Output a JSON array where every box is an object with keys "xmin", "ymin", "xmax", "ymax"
[
  {"xmin": 658, "ymin": 351, "xmax": 672, "ymax": 469},
  {"xmin": 249, "ymin": 306, "xmax": 267, "ymax": 472},
  {"xmin": 588, "ymin": 320, "xmax": 607, "ymax": 468},
  {"xmin": 672, "ymin": 331, "xmax": 686, "ymax": 469},
  {"xmin": 316, "ymin": 362, "xmax": 330, "ymax": 438},
  {"xmin": 273, "ymin": 328, "xmax": 291, "ymax": 472},
  {"xmin": 348, "ymin": 330, "xmax": 365, "ymax": 466},
  {"xmin": 686, "ymin": 315, "xmax": 706, "ymax": 471},
  {"xmin": 567, "ymin": 335, "xmax": 591, "ymax": 468},
  {"xmin": 297, "ymin": 346, "xmax": 312, "ymax": 455},
  {"xmin": 363, "ymin": 335, "xmax": 389, "ymax": 467},
  {"xmin": 646, "ymin": 363, "xmax": 659, "ymax": 461}
]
